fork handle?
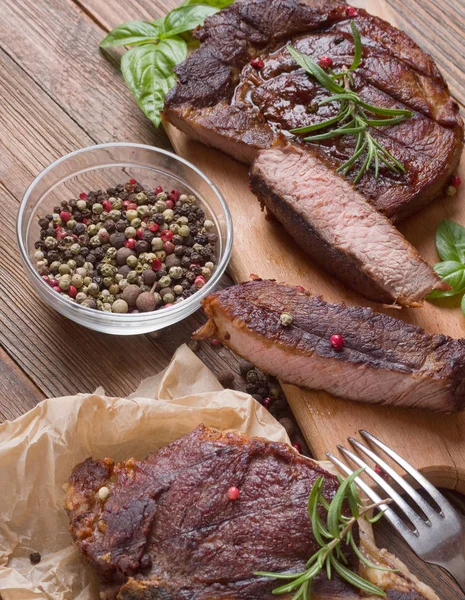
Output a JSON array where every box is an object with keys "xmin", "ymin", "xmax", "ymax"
[{"xmin": 443, "ymin": 555, "xmax": 465, "ymax": 591}]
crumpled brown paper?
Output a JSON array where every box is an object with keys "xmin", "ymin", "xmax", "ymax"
[{"xmin": 0, "ymin": 345, "xmax": 290, "ymax": 600}]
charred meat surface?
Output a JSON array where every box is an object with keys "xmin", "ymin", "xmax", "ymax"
[
  {"xmin": 250, "ymin": 146, "xmax": 446, "ymax": 306},
  {"xmin": 164, "ymin": 0, "xmax": 463, "ymax": 221},
  {"xmin": 66, "ymin": 425, "xmax": 355, "ymax": 599},
  {"xmin": 195, "ymin": 281, "xmax": 465, "ymax": 412}
]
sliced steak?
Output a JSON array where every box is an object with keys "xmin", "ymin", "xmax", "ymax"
[
  {"xmin": 66, "ymin": 425, "xmax": 437, "ymax": 600},
  {"xmin": 194, "ymin": 280, "xmax": 465, "ymax": 412},
  {"xmin": 164, "ymin": 0, "xmax": 463, "ymax": 221},
  {"xmin": 250, "ymin": 145, "xmax": 446, "ymax": 305}
]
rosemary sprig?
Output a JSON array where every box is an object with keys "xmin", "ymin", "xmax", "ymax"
[
  {"xmin": 255, "ymin": 468, "xmax": 396, "ymax": 599},
  {"xmin": 287, "ymin": 22, "xmax": 413, "ymax": 183}
]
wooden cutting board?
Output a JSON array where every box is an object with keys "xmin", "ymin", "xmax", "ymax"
[{"xmin": 165, "ymin": 0, "xmax": 465, "ymax": 494}]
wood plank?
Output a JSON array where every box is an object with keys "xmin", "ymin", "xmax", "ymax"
[
  {"xmin": 0, "ymin": 347, "xmax": 45, "ymax": 421},
  {"xmin": 0, "ymin": 0, "xmax": 170, "ymax": 149}
]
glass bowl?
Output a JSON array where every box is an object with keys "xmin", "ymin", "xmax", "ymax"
[{"xmin": 17, "ymin": 143, "xmax": 233, "ymax": 335}]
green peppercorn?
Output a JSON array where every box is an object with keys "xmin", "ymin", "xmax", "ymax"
[
  {"xmin": 50, "ymin": 261, "xmax": 61, "ymax": 273},
  {"xmin": 84, "ymin": 262, "xmax": 94, "ymax": 273},
  {"xmin": 45, "ymin": 236, "xmax": 57, "ymax": 249},
  {"xmin": 71, "ymin": 274, "xmax": 83, "ymax": 288},
  {"xmin": 90, "ymin": 235, "xmax": 101, "ymax": 247},
  {"xmin": 109, "ymin": 283, "xmax": 120, "ymax": 295},
  {"xmin": 179, "ymin": 194, "xmax": 188, "ymax": 202},
  {"xmin": 135, "ymin": 192, "xmax": 147, "ymax": 204},
  {"xmin": 115, "ymin": 273, "xmax": 123, "ymax": 283},
  {"xmin": 204, "ymin": 219, "xmax": 215, "ymax": 231},
  {"xmin": 83, "ymin": 276, "xmax": 92, "ymax": 287},
  {"xmin": 170, "ymin": 224, "xmax": 180, "ymax": 234},
  {"xmin": 66, "ymin": 219, "xmax": 76, "ymax": 230},
  {"xmin": 87, "ymin": 282, "xmax": 99, "ymax": 296},
  {"xmin": 126, "ymin": 209, "xmax": 138, "ymax": 222},
  {"xmin": 70, "ymin": 243, "xmax": 81, "ymax": 255},
  {"xmin": 59, "ymin": 264, "xmax": 71, "ymax": 275},
  {"xmin": 92, "ymin": 203, "xmax": 103, "ymax": 214},
  {"xmin": 163, "ymin": 292, "xmax": 175, "ymax": 304},
  {"xmin": 173, "ymin": 285, "xmax": 183, "ymax": 296},
  {"xmin": 119, "ymin": 278, "xmax": 129, "ymax": 290},
  {"xmin": 126, "ymin": 255, "xmax": 139, "ymax": 269},
  {"xmin": 158, "ymin": 275, "xmax": 171, "ymax": 288},
  {"xmin": 151, "ymin": 238, "xmax": 164, "ymax": 251},
  {"xmin": 102, "ymin": 303, "xmax": 112, "ymax": 312},
  {"xmin": 127, "ymin": 270, "xmax": 139, "ymax": 284},
  {"xmin": 187, "ymin": 195, "xmax": 196, "ymax": 205},
  {"xmin": 155, "ymin": 250, "xmax": 166, "ymax": 261},
  {"xmin": 125, "ymin": 226, "xmax": 137, "ymax": 239},
  {"xmin": 205, "ymin": 261, "xmax": 215, "ymax": 270},
  {"xmin": 169, "ymin": 266, "xmax": 183, "ymax": 279},
  {"xmin": 59, "ymin": 278, "xmax": 70, "ymax": 291},
  {"xmin": 109, "ymin": 209, "xmax": 121, "ymax": 221},
  {"xmin": 178, "ymin": 225, "xmax": 191, "ymax": 238},
  {"xmin": 155, "ymin": 200, "xmax": 167, "ymax": 212},
  {"xmin": 34, "ymin": 250, "xmax": 45, "ymax": 260},
  {"xmin": 137, "ymin": 205, "xmax": 150, "ymax": 218},
  {"xmin": 113, "ymin": 198, "xmax": 123, "ymax": 210},
  {"xmin": 177, "ymin": 216, "xmax": 189, "ymax": 226},
  {"xmin": 163, "ymin": 209, "xmax": 174, "ymax": 222},
  {"xmin": 76, "ymin": 292, "xmax": 87, "ymax": 303},
  {"xmin": 76, "ymin": 199, "xmax": 87, "ymax": 211},
  {"xmin": 103, "ymin": 277, "xmax": 113, "ymax": 288}
]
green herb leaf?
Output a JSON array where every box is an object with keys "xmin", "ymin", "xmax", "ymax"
[
  {"xmin": 461, "ymin": 294, "xmax": 465, "ymax": 317},
  {"xmin": 349, "ymin": 20, "xmax": 362, "ymax": 71},
  {"xmin": 100, "ymin": 20, "xmax": 162, "ymax": 47},
  {"xmin": 435, "ymin": 219, "xmax": 465, "ymax": 262},
  {"xmin": 121, "ymin": 37, "xmax": 188, "ymax": 127},
  {"xmin": 327, "ymin": 468, "xmax": 364, "ymax": 537},
  {"xmin": 287, "ymin": 46, "xmax": 345, "ymax": 95},
  {"xmin": 182, "ymin": 0, "xmax": 235, "ymax": 6},
  {"xmin": 160, "ymin": 4, "xmax": 218, "ymax": 38},
  {"xmin": 428, "ymin": 261, "xmax": 465, "ymax": 298},
  {"xmin": 330, "ymin": 555, "xmax": 386, "ymax": 597}
]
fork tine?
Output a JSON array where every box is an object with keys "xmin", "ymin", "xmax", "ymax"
[
  {"xmin": 359, "ymin": 430, "xmax": 455, "ymax": 516},
  {"xmin": 348, "ymin": 437, "xmax": 440, "ymax": 523},
  {"xmin": 326, "ymin": 452, "xmax": 417, "ymax": 542}
]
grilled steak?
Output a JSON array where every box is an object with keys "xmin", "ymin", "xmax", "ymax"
[
  {"xmin": 194, "ymin": 280, "xmax": 465, "ymax": 412},
  {"xmin": 164, "ymin": 0, "xmax": 463, "ymax": 221},
  {"xmin": 250, "ymin": 146, "xmax": 447, "ymax": 305},
  {"xmin": 66, "ymin": 425, "xmax": 437, "ymax": 600}
]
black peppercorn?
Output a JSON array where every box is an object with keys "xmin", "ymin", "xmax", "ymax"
[
  {"xmin": 74, "ymin": 223, "xmax": 86, "ymax": 236},
  {"xmin": 39, "ymin": 218, "xmax": 49, "ymax": 229},
  {"xmin": 30, "ymin": 552, "xmax": 41, "ymax": 565},
  {"xmin": 109, "ymin": 232, "xmax": 126, "ymax": 249},
  {"xmin": 103, "ymin": 220, "xmax": 116, "ymax": 233},
  {"xmin": 135, "ymin": 240, "xmax": 149, "ymax": 254},
  {"xmin": 115, "ymin": 221, "xmax": 127, "ymax": 233},
  {"xmin": 142, "ymin": 230, "xmax": 155, "ymax": 243}
]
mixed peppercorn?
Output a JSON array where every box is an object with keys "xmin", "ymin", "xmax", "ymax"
[{"xmin": 33, "ymin": 180, "xmax": 218, "ymax": 313}]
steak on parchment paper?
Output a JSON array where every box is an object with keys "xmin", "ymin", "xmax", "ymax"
[
  {"xmin": 164, "ymin": 0, "xmax": 463, "ymax": 222},
  {"xmin": 195, "ymin": 280, "xmax": 465, "ymax": 412},
  {"xmin": 66, "ymin": 425, "xmax": 438, "ymax": 599}
]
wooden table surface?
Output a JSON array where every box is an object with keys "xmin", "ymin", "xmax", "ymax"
[{"xmin": 0, "ymin": 0, "xmax": 464, "ymax": 597}]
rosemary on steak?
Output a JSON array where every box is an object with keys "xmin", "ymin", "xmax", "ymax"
[
  {"xmin": 288, "ymin": 22, "xmax": 413, "ymax": 183},
  {"xmin": 255, "ymin": 468, "xmax": 395, "ymax": 599}
]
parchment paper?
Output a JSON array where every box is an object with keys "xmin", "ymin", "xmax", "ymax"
[{"xmin": 0, "ymin": 344, "xmax": 290, "ymax": 600}]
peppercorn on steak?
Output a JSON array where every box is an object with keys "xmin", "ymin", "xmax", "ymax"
[
  {"xmin": 194, "ymin": 280, "xmax": 465, "ymax": 412},
  {"xmin": 66, "ymin": 425, "xmax": 438, "ymax": 600},
  {"xmin": 164, "ymin": 0, "xmax": 463, "ymax": 305}
]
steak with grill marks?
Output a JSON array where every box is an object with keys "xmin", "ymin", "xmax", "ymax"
[
  {"xmin": 164, "ymin": 0, "xmax": 463, "ymax": 221},
  {"xmin": 194, "ymin": 280, "xmax": 465, "ymax": 412},
  {"xmin": 66, "ymin": 425, "xmax": 438, "ymax": 600}
]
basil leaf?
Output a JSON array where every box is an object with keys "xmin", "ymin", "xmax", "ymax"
[
  {"xmin": 461, "ymin": 294, "xmax": 465, "ymax": 317},
  {"xmin": 100, "ymin": 21, "xmax": 161, "ymax": 48},
  {"xmin": 428, "ymin": 261, "xmax": 465, "ymax": 298},
  {"xmin": 121, "ymin": 38, "xmax": 187, "ymax": 127},
  {"xmin": 182, "ymin": 0, "xmax": 235, "ymax": 7},
  {"xmin": 161, "ymin": 5, "xmax": 218, "ymax": 38},
  {"xmin": 436, "ymin": 219, "xmax": 465, "ymax": 263}
]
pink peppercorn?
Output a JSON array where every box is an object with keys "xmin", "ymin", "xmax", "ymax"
[
  {"xmin": 79, "ymin": 192, "xmax": 88, "ymax": 200},
  {"xmin": 318, "ymin": 56, "xmax": 333, "ymax": 69},
  {"xmin": 292, "ymin": 442, "xmax": 302, "ymax": 453},
  {"xmin": 330, "ymin": 334, "xmax": 344, "ymax": 351},
  {"xmin": 148, "ymin": 223, "xmax": 159, "ymax": 233},
  {"xmin": 129, "ymin": 178, "xmax": 137, "ymax": 185},
  {"xmin": 451, "ymin": 175, "xmax": 462, "ymax": 187},
  {"xmin": 195, "ymin": 275, "xmax": 206, "ymax": 288},
  {"xmin": 125, "ymin": 239, "xmax": 136, "ymax": 250},
  {"xmin": 102, "ymin": 200, "xmax": 112, "ymax": 212},
  {"xmin": 346, "ymin": 6, "xmax": 357, "ymax": 17},
  {"xmin": 169, "ymin": 189, "xmax": 180, "ymax": 202},
  {"xmin": 250, "ymin": 58, "xmax": 265, "ymax": 70},
  {"xmin": 68, "ymin": 285, "xmax": 77, "ymax": 298},
  {"xmin": 136, "ymin": 228, "xmax": 144, "ymax": 240},
  {"xmin": 262, "ymin": 397, "xmax": 273, "ymax": 410},
  {"xmin": 227, "ymin": 486, "xmax": 240, "ymax": 500},
  {"xmin": 165, "ymin": 200, "xmax": 174, "ymax": 210},
  {"xmin": 163, "ymin": 241, "xmax": 175, "ymax": 254},
  {"xmin": 155, "ymin": 186, "xmax": 163, "ymax": 194},
  {"xmin": 60, "ymin": 211, "xmax": 71, "ymax": 224},
  {"xmin": 152, "ymin": 259, "xmax": 162, "ymax": 271}
]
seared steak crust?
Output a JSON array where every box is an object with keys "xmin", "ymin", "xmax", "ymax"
[
  {"xmin": 250, "ymin": 146, "xmax": 446, "ymax": 306},
  {"xmin": 195, "ymin": 280, "xmax": 465, "ymax": 412},
  {"xmin": 66, "ymin": 425, "xmax": 356, "ymax": 599},
  {"xmin": 165, "ymin": 0, "xmax": 463, "ymax": 221}
]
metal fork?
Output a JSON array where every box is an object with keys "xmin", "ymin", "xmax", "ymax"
[{"xmin": 326, "ymin": 430, "xmax": 465, "ymax": 591}]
